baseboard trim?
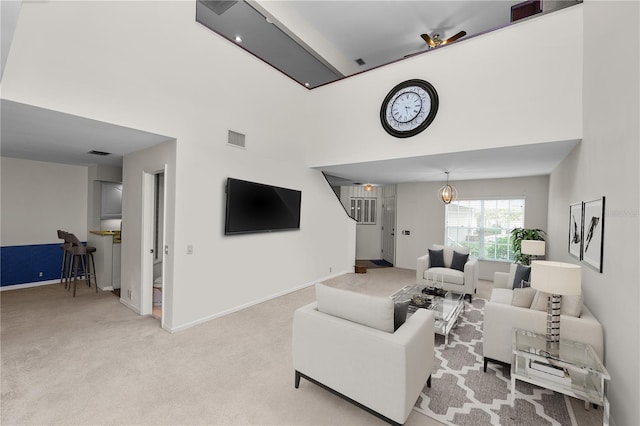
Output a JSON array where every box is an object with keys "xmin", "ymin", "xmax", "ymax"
[
  {"xmin": 1, "ymin": 279, "xmax": 60, "ymax": 291},
  {"xmin": 119, "ymin": 297, "xmax": 141, "ymax": 314},
  {"xmin": 165, "ymin": 269, "xmax": 350, "ymax": 333}
]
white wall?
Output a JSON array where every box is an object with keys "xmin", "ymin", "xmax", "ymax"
[
  {"xmin": 1, "ymin": 1, "xmax": 355, "ymax": 330},
  {"xmin": 305, "ymin": 5, "xmax": 583, "ymax": 169},
  {"xmin": 395, "ymin": 175, "xmax": 549, "ymax": 280},
  {"xmin": 547, "ymin": 2, "xmax": 639, "ymax": 424},
  {"xmin": 1, "ymin": 157, "xmax": 88, "ymax": 245}
]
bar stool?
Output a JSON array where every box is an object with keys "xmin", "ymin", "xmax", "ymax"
[
  {"xmin": 57, "ymin": 230, "xmax": 72, "ymax": 285},
  {"xmin": 66, "ymin": 233, "xmax": 98, "ymax": 297}
]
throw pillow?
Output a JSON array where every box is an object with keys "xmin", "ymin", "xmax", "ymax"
[
  {"xmin": 394, "ymin": 300, "xmax": 410, "ymax": 331},
  {"xmin": 511, "ymin": 287, "xmax": 537, "ymax": 308},
  {"xmin": 512, "ymin": 264, "xmax": 532, "ymax": 289},
  {"xmin": 530, "ymin": 290, "xmax": 550, "ymax": 311},
  {"xmin": 428, "ymin": 249, "xmax": 445, "ymax": 268},
  {"xmin": 561, "ymin": 294, "xmax": 583, "ymax": 317},
  {"xmin": 450, "ymin": 251, "xmax": 469, "ymax": 272}
]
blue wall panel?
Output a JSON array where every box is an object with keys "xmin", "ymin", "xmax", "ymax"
[{"xmin": 1, "ymin": 244, "xmax": 64, "ymax": 287}]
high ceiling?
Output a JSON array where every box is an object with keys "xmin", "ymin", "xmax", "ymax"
[{"xmin": 1, "ymin": 0, "xmax": 581, "ymax": 184}]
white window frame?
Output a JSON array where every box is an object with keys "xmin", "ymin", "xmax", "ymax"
[
  {"xmin": 444, "ymin": 198, "xmax": 525, "ymax": 261},
  {"xmin": 350, "ymin": 197, "xmax": 376, "ymax": 224}
]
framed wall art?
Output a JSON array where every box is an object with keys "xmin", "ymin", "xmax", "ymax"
[
  {"xmin": 582, "ymin": 197, "xmax": 605, "ymax": 273},
  {"xmin": 568, "ymin": 202, "xmax": 583, "ymax": 260}
]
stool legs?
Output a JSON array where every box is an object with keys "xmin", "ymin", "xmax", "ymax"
[{"xmin": 68, "ymin": 252, "xmax": 98, "ymax": 297}]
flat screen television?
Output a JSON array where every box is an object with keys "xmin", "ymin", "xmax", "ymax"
[{"xmin": 224, "ymin": 178, "xmax": 302, "ymax": 235}]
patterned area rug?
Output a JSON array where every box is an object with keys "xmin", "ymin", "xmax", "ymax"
[{"xmin": 413, "ymin": 298, "xmax": 585, "ymax": 426}]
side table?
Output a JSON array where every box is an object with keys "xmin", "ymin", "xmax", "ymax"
[{"xmin": 511, "ymin": 329, "xmax": 610, "ymax": 425}]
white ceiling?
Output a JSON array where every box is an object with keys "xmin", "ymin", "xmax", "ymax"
[
  {"xmin": 317, "ymin": 140, "xmax": 580, "ymax": 186},
  {"xmin": 1, "ymin": 0, "xmax": 580, "ymax": 183},
  {"xmin": 1, "ymin": 100, "xmax": 173, "ymax": 167}
]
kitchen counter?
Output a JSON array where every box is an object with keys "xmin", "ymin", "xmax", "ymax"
[
  {"xmin": 90, "ymin": 230, "xmax": 121, "ymax": 243},
  {"xmin": 88, "ymin": 230, "xmax": 121, "ymax": 289}
]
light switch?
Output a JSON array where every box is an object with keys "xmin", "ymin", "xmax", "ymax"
[{"xmin": 187, "ymin": 245, "xmax": 193, "ymax": 255}]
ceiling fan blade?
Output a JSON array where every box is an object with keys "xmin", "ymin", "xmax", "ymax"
[
  {"xmin": 420, "ymin": 33, "xmax": 437, "ymax": 48},
  {"xmin": 443, "ymin": 30, "xmax": 467, "ymax": 45}
]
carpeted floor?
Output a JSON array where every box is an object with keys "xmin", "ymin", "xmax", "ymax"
[
  {"xmin": 0, "ymin": 268, "xmax": 602, "ymax": 425},
  {"xmin": 414, "ymin": 298, "xmax": 603, "ymax": 426}
]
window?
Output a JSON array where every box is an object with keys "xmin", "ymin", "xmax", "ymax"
[
  {"xmin": 445, "ymin": 198, "xmax": 525, "ymax": 261},
  {"xmin": 350, "ymin": 198, "xmax": 376, "ymax": 224}
]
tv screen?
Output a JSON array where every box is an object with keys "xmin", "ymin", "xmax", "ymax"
[{"xmin": 224, "ymin": 178, "xmax": 302, "ymax": 235}]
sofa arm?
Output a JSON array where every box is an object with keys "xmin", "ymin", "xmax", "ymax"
[
  {"xmin": 293, "ymin": 303, "xmax": 434, "ymax": 424},
  {"xmin": 417, "ymin": 253, "xmax": 430, "ymax": 285},
  {"xmin": 463, "ymin": 257, "xmax": 479, "ymax": 292},
  {"xmin": 493, "ymin": 271, "xmax": 511, "ymax": 289}
]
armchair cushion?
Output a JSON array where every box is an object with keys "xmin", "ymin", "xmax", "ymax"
[
  {"xmin": 511, "ymin": 287, "xmax": 537, "ymax": 308},
  {"xmin": 315, "ymin": 283, "xmax": 394, "ymax": 333},
  {"xmin": 425, "ymin": 267, "xmax": 465, "ymax": 285},
  {"xmin": 450, "ymin": 251, "xmax": 469, "ymax": 272},
  {"xmin": 428, "ymin": 248, "xmax": 445, "ymax": 268}
]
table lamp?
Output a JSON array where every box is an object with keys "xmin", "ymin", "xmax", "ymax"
[
  {"xmin": 521, "ymin": 240, "xmax": 546, "ymax": 265},
  {"xmin": 530, "ymin": 261, "xmax": 581, "ymax": 345}
]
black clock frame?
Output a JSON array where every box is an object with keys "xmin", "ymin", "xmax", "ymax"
[{"xmin": 380, "ymin": 79, "xmax": 439, "ymax": 138}]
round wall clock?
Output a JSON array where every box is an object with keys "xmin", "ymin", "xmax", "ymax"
[{"xmin": 379, "ymin": 79, "xmax": 439, "ymax": 138}]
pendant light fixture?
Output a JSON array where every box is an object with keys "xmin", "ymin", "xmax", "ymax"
[{"xmin": 439, "ymin": 171, "xmax": 457, "ymax": 204}]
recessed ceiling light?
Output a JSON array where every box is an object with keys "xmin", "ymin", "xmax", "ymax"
[
  {"xmin": 234, "ymin": 35, "xmax": 242, "ymax": 43},
  {"xmin": 304, "ymin": 82, "xmax": 310, "ymax": 87}
]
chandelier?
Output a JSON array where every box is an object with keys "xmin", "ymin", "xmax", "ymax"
[{"xmin": 438, "ymin": 172, "xmax": 457, "ymax": 204}]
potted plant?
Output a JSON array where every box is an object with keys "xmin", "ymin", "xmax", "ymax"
[{"xmin": 510, "ymin": 228, "xmax": 546, "ymax": 265}]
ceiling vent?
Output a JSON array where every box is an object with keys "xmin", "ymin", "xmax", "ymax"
[
  {"xmin": 201, "ymin": 0, "xmax": 238, "ymax": 16},
  {"xmin": 227, "ymin": 130, "xmax": 246, "ymax": 149},
  {"xmin": 355, "ymin": 58, "xmax": 366, "ymax": 66},
  {"xmin": 88, "ymin": 150, "xmax": 111, "ymax": 156}
]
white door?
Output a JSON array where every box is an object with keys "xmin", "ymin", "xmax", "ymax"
[{"xmin": 381, "ymin": 185, "xmax": 397, "ymax": 265}]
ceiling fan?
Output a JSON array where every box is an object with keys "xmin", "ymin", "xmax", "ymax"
[{"xmin": 421, "ymin": 31, "xmax": 467, "ymax": 48}]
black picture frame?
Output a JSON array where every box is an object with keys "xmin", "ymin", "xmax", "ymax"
[
  {"xmin": 582, "ymin": 197, "xmax": 605, "ymax": 273},
  {"xmin": 568, "ymin": 202, "xmax": 583, "ymax": 260}
]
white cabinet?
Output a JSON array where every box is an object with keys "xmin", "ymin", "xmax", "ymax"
[{"xmin": 101, "ymin": 182, "xmax": 122, "ymax": 219}]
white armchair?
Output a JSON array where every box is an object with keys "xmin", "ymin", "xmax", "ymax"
[
  {"xmin": 293, "ymin": 283, "xmax": 435, "ymax": 425},
  {"xmin": 417, "ymin": 244, "xmax": 478, "ymax": 302}
]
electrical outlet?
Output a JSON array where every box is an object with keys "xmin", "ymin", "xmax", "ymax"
[
  {"xmin": 329, "ymin": 267, "xmax": 332, "ymax": 273},
  {"xmin": 38, "ymin": 272, "xmax": 44, "ymax": 277},
  {"xmin": 187, "ymin": 245, "xmax": 194, "ymax": 255}
]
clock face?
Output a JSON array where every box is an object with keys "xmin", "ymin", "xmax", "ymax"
[{"xmin": 380, "ymin": 79, "xmax": 438, "ymax": 138}]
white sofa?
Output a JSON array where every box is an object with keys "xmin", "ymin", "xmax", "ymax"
[
  {"xmin": 483, "ymin": 265, "xmax": 604, "ymax": 370},
  {"xmin": 293, "ymin": 283, "xmax": 435, "ymax": 425},
  {"xmin": 416, "ymin": 244, "xmax": 478, "ymax": 302}
]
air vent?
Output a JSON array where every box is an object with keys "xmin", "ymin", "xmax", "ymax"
[
  {"xmin": 227, "ymin": 130, "xmax": 246, "ymax": 149},
  {"xmin": 355, "ymin": 58, "xmax": 366, "ymax": 66},
  {"xmin": 88, "ymin": 150, "xmax": 111, "ymax": 156},
  {"xmin": 201, "ymin": 0, "xmax": 238, "ymax": 16}
]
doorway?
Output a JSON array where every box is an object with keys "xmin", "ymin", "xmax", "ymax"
[
  {"xmin": 381, "ymin": 185, "xmax": 397, "ymax": 265},
  {"xmin": 142, "ymin": 169, "xmax": 166, "ymax": 324}
]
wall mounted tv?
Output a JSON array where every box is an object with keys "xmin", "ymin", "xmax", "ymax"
[{"xmin": 224, "ymin": 178, "xmax": 302, "ymax": 235}]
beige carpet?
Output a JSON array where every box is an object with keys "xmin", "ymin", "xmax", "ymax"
[{"xmin": 1, "ymin": 269, "xmax": 599, "ymax": 426}]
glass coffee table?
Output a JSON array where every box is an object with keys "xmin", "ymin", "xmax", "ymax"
[
  {"xmin": 391, "ymin": 285, "xmax": 464, "ymax": 345},
  {"xmin": 511, "ymin": 329, "xmax": 610, "ymax": 425}
]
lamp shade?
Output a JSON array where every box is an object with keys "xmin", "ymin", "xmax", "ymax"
[
  {"xmin": 530, "ymin": 261, "xmax": 581, "ymax": 295},
  {"xmin": 521, "ymin": 240, "xmax": 546, "ymax": 256}
]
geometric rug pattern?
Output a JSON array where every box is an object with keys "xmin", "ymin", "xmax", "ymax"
[{"xmin": 413, "ymin": 298, "xmax": 584, "ymax": 426}]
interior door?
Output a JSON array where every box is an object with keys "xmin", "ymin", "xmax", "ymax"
[{"xmin": 381, "ymin": 185, "xmax": 397, "ymax": 265}]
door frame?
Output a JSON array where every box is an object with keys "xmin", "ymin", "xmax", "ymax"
[{"xmin": 141, "ymin": 167, "xmax": 167, "ymax": 327}]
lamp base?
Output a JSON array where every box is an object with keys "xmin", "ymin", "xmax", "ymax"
[{"xmin": 545, "ymin": 294, "xmax": 562, "ymax": 344}]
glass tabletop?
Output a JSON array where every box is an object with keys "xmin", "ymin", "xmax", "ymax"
[
  {"xmin": 392, "ymin": 285, "xmax": 464, "ymax": 322},
  {"xmin": 513, "ymin": 329, "xmax": 610, "ymax": 377}
]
